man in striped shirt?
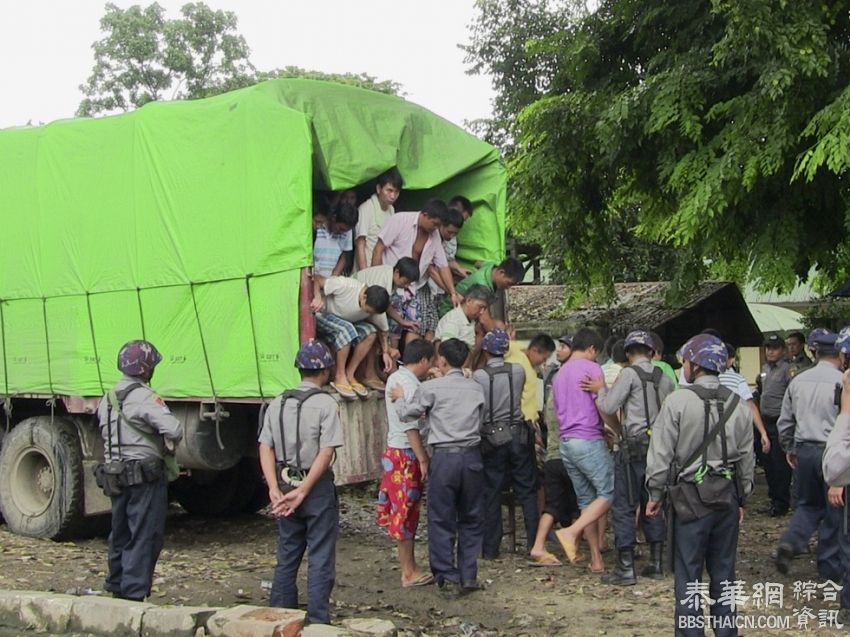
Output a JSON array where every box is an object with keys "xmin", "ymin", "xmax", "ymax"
[{"xmin": 720, "ymin": 343, "xmax": 771, "ymax": 455}]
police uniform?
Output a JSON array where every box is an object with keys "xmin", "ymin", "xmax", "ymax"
[
  {"xmin": 259, "ymin": 340, "xmax": 343, "ymax": 625},
  {"xmin": 823, "ymin": 407, "xmax": 850, "ymax": 614},
  {"xmin": 396, "ymin": 365, "xmax": 486, "ymax": 593},
  {"xmin": 775, "ymin": 332, "xmax": 844, "ymax": 580},
  {"xmin": 787, "ymin": 351, "xmax": 813, "ymax": 379},
  {"xmin": 473, "ymin": 330, "xmax": 538, "ymax": 558},
  {"xmin": 646, "ymin": 334, "xmax": 754, "ymax": 637},
  {"xmin": 97, "ymin": 342, "xmax": 183, "ymax": 602},
  {"xmin": 597, "ymin": 331, "xmax": 675, "ymax": 584},
  {"xmin": 756, "ymin": 335, "xmax": 793, "ymax": 515}
]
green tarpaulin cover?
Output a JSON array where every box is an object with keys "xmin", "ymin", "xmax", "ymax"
[{"xmin": 0, "ymin": 79, "xmax": 506, "ymax": 398}]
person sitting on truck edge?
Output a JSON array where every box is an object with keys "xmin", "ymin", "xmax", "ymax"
[
  {"xmin": 373, "ymin": 199, "xmax": 462, "ymax": 341},
  {"xmin": 444, "ymin": 201, "xmax": 474, "ymax": 280},
  {"xmin": 390, "ymin": 338, "xmax": 486, "ymax": 600},
  {"xmin": 355, "ymin": 168, "xmax": 403, "ymax": 272},
  {"xmin": 353, "ymin": 257, "xmax": 420, "ymax": 390},
  {"xmin": 434, "ymin": 284, "xmax": 492, "ymax": 366},
  {"xmin": 311, "ymin": 274, "xmax": 393, "ymax": 400},
  {"xmin": 377, "ymin": 339, "xmax": 437, "ymax": 588},
  {"xmin": 313, "ymin": 202, "xmax": 358, "ymax": 278},
  {"xmin": 438, "ymin": 258, "xmax": 524, "ymax": 330},
  {"xmin": 97, "ymin": 340, "xmax": 183, "ymax": 602},
  {"xmin": 259, "ymin": 339, "xmax": 343, "ymax": 626}
]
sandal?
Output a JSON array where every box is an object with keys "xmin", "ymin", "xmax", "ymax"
[
  {"xmin": 330, "ymin": 382, "xmax": 357, "ymax": 400},
  {"xmin": 350, "ymin": 382, "xmax": 369, "ymax": 398},
  {"xmin": 587, "ymin": 563, "xmax": 605, "ymax": 574},
  {"xmin": 402, "ymin": 572, "xmax": 435, "ymax": 588},
  {"xmin": 528, "ymin": 552, "xmax": 562, "ymax": 567},
  {"xmin": 555, "ymin": 529, "xmax": 578, "ymax": 564},
  {"xmin": 363, "ymin": 377, "xmax": 386, "ymax": 391}
]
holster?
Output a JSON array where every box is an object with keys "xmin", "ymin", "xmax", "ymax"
[
  {"xmin": 481, "ymin": 423, "xmax": 513, "ymax": 450},
  {"xmin": 668, "ymin": 475, "xmax": 735, "ymax": 523},
  {"xmin": 93, "ymin": 461, "xmax": 126, "ymax": 497}
]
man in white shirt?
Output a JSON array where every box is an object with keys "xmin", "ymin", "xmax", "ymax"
[{"xmin": 354, "ymin": 168, "xmax": 403, "ymax": 271}]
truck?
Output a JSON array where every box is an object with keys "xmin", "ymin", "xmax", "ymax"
[{"xmin": 0, "ymin": 79, "xmax": 506, "ymax": 539}]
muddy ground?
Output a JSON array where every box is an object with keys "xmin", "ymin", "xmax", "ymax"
[{"xmin": 0, "ymin": 472, "xmax": 846, "ymax": 637}]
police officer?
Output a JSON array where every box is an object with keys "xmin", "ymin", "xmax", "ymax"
[
  {"xmin": 98, "ymin": 340, "xmax": 183, "ymax": 601},
  {"xmin": 774, "ymin": 330, "xmax": 844, "ymax": 579},
  {"xmin": 755, "ymin": 334, "xmax": 793, "ymax": 516},
  {"xmin": 258, "ymin": 339, "xmax": 343, "ymax": 625},
  {"xmin": 474, "ymin": 329, "xmax": 537, "ymax": 559},
  {"xmin": 586, "ymin": 330, "xmax": 675, "ymax": 585},
  {"xmin": 786, "ymin": 331, "xmax": 813, "ymax": 378},
  {"xmin": 646, "ymin": 334, "xmax": 754, "ymax": 637}
]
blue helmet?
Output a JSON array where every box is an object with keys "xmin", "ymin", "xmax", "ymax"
[
  {"xmin": 295, "ymin": 339, "xmax": 334, "ymax": 370},
  {"xmin": 677, "ymin": 334, "xmax": 728, "ymax": 373},
  {"xmin": 117, "ymin": 340, "xmax": 162, "ymax": 378},
  {"xmin": 808, "ymin": 328, "xmax": 831, "ymax": 350},
  {"xmin": 837, "ymin": 327, "xmax": 850, "ymax": 355},
  {"xmin": 624, "ymin": 330, "xmax": 655, "ymax": 352}
]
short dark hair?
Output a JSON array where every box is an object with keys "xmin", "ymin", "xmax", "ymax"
[
  {"xmin": 300, "ymin": 368, "xmax": 326, "ymax": 379},
  {"xmin": 611, "ymin": 339, "xmax": 627, "ymax": 364},
  {"xmin": 377, "ymin": 167, "xmax": 404, "ymax": 190},
  {"xmin": 463, "ymin": 284, "xmax": 493, "ymax": 305},
  {"xmin": 364, "ymin": 286, "xmax": 390, "ymax": 313},
  {"xmin": 529, "ymin": 333, "xmax": 556, "ymax": 354},
  {"xmin": 331, "ymin": 202, "xmax": 358, "ymax": 229},
  {"xmin": 724, "ymin": 342, "xmax": 737, "ymax": 358},
  {"xmin": 788, "ymin": 332, "xmax": 806, "ymax": 344},
  {"xmin": 496, "ymin": 257, "xmax": 524, "ymax": 282},
  {"xmin": 439, "ymin": 338, "xmax": 469, "ymax": 368},
  {"xmin": 626, "ymin": 343, "xmax": 653, "ymax": 358},
  {"xmin": 572, "ymin": 327, "xmax": 604, "ymax": 353},
  {"xmin": 441, "ymin": 206, "xmax": 465, "ymax": 230},
  {"xmin": 700, "ymin": 328, "xmax": 722, "ymax": 339},
  {"xmin": 603, "ymin": 336, "xmax": 618, "ymax": 357},
  {"xmin": 394, "ymin": 257, "xmax": 419, "ymax": 282},
  {"xmin": 403, "ymin": 339, "xmax": 434, "ymax": 365},
  {"xmin": 313, "ymin": 196, "xmax": 330, "ymax": 217},
  {"xmin": 448, "ymin": 195, "xmax": 473, "ymax": 216},
  {"xmin": 649, "ymin": 331, "xmax": 665, "ymax": 355},
  {"xmin": 422, "ymin": 198, "xmax": 448, "ymax": 220}
]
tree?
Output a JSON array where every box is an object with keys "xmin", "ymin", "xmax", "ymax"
[
  {"xmin": 78, "ymin": 2, "xmax": 254, "ymax": 116},
  {"xmin": 257, "ymin": 67, "xmax": 402, "ymax": 96},
  {"xmin": 470, "ymin": 0, "xmax": 850, "ymax": 299}
]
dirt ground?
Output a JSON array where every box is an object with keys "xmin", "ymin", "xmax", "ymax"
[{"xmin": 0, "ymin": 473, "xmax": 846, "ymax": 637}]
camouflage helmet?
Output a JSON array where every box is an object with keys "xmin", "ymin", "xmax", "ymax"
[
  {"xmin": 624, "ymin": 330, "xmax": 655, "ymax": 352},
  {"xmin": 677, "ymin": 334, "xmax": 728, "ymax": 373},
  {"xmin": 837, "ymin": 327, "xmax": 850, "ymax": 355},
  {"xmin": 295, "ymin": 338, "xmax": 334, "ymax": 370},
  {"xmin": 481, "ymin": 329, "xmax": 510, "ymax": 356},
  {"xmin": 808, "ymin": 328, "xmax": 831, "ymax": 350},
  {"xmin": 117, "ymin": 340, "xmax": 162, "ymax": 378},
  {"xmin": 558, "ymin": 334, "xmax": 573, "ymax": 347}
]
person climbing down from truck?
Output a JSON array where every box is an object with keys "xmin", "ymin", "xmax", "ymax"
[
  {"xmin": 355, "ymin": 168, "xmax": 403, "ymax": 272},
  {"xmin": 438, "ymin": 258, "xmax": 525, "ymax": 331},
  {"xmin": 353, "ymin": 257, "xmax": 420, "ymax": 390},
  {"xmin": 311, "ymin": 274, "xmax": 393, "ymax": 400},
  {"xmin": 377, "ymin": 339, "xmax": 437, "ymax": 588},
  {"xmin": 96, "ymin": 340, "xmax": 183, "ymax": 602},
  {"xmin": 427, "ymin": 207, "xmax": 469, "ymax": 305},
  {"xmin": 312, "ymin": 201, "xmax": 358, "ymax": 278},
  {"xmin": 258, "ymin": 339, "xmax": 343, "ymax": 626},
  {"xmin": 434, "ymin": 284, "xmax": 493, "ymax": 366}
]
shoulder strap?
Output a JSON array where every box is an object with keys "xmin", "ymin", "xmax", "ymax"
[
  {"xmin": 278, "ymin": 388, "xmax": 325, "ymax": 470},
  {"xmin": 632, "ymin": 366, "xmax": 664, "ymax": 429},
  {"xmin": 106, "ymin": 382, "xmax": 147, "ymax": 459},
  {"xmin": 680, "ymin": 387, "xmax": 740, "ymax": 474},
  {"xmin": 482, "ymin": 364, "xmax": 517, "ymax": 426}
]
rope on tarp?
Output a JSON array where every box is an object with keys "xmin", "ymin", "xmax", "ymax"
[
  {"xmin": 0, "ymin": 299, "xmax": 9, "ymax": 433},
  {"xmin": 245, "ymin": 275, "xmax": 268, "ymax": 436},
  {"xmin": 41, "ymin": 298, "xmax": 56, "ymax": 418},
  {"xmin": 136, "ymin": 287, "xmax": 147, "ymax": 341},
  {"xmin": 85, "ymin": 292, "xmax": 105, "ymax": 395},
  {"xmin": 189, "ymin": 282, "xmax": 224, "ymax": 449}
]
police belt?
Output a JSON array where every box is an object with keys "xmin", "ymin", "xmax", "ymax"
[
  {"xmin": 432, "ymin": 444, "xmax": 480, "ymax": 455},
  {"xmin": 795, "ymin": 441, "xmax": 826, "ymax": 449},
  {"xmin": 619, "ymin": 433, "xmax": 651, "ymax": 460}
]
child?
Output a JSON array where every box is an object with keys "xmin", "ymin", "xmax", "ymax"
[
  {"xmin": 377, "ymin": 339, "xmax": 436, "ymax": 587},
  {"xmin": 355, "ymin": 168, "xmax": 403, "ymax": 271},
  {"xmin": 311, "ymin": 275, "xmax": 391, "ymax": 399},
  {"xmin": 391, "ymin": 339, "xmax": 486, "ymax": 599},
  {"xmin": 258, "ymin": 339, "xmax": 343, "ymax": 625},
  {"xmin": 313, "ymin": 203, "xmax": 358, "ymax": 278}
]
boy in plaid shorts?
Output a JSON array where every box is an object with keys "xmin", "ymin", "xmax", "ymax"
[
  {"xmin": 376, "ymin": 339, "xmax": 436, "ymax": 587},
  {"xmin": 311, "ymin": 275, "xmax": 392, "ymax": 400}
]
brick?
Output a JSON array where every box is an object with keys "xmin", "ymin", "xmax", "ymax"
[
  {"xmin": 142, "ymin": 605, "xmax": 220, "ymax": 637},
  {"xmin": 341, "ymin": 618, "xmax": 397, "ymax": 637},
  {"xmin": 69, "ymin": 595, "xmax": 153, "ymax": 637},
  {"xmin": 207, "ymin": 605, "xmax": 306, "ymax": 637},
  {"xmin": 20, "ymin": 592, "xmax": 75, "ymax": 633}
]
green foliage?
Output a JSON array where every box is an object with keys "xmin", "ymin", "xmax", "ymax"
[
  {"xmin": 469, "ymin": 0, "xmax": 850, "ymax": 298},
  {"xmin": 257, "ymin": 67, "xmax": 402, "ymax": 96},
  {"xmin": 78, "ymin": 3, "xmax": 402, "ymax": 117},
  {"xmin": 802, "ymin": 297, "xmax": 850, "ymax": 333}
]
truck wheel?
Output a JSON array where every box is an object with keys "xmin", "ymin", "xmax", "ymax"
[{"xmin": 0, "ymin": 417, "xmax": 84, "ymax": 539}]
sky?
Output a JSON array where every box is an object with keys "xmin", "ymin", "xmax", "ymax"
[{"xmin": 0, "ymin": 0, "xmax": 496, "ymax": 130}]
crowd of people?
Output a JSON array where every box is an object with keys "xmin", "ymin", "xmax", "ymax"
[{"xmin": 92, "ymin": 169, "xmax": 850, "ymax": 636}]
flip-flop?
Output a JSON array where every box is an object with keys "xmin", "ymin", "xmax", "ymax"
[
  {"xmin": 350, "ymin": 382, "xmax": 369, "ymax": 398},
  {"xmin": 402, "ymin": 573, "xmax": 435, "ymax": 588},
  {"xmin": 363, "ymin": 377, "xmax": 386, "ymax": 391},
  {"xmin": 330, "ymin": 382, "xmax": 357, "ymax": 400},
  {"xmin": 555, "ymin": 528, "xmax": 578, "ymax": 564},
  {"xmin": 587, "ymin": 563, "xmax": 604, "ymax": 574},
  {"xmin": 528, "ymin": 552, "xmax": 562, "ymax": 567}
]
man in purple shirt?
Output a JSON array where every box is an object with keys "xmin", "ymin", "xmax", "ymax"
[{"xmin": 551, "ymin": 327, "xmax": 614, "ymax": 574}]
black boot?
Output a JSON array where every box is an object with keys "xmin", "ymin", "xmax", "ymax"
[
  {"xmin": 602, "ymin": 549, "xmax": 636, "ymax": 586},
  {"xmin": 640, "ymin": 542, "xmax": 664, "ymax": 579}
]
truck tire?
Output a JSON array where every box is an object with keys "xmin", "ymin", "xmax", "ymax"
[
  {"xmin": 171, "ymin": 458, "xmax": 269, "ymax": 516},
  {"xmin": 0, "ymin": 417, "xmax": 85, "ymax": 539}
]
